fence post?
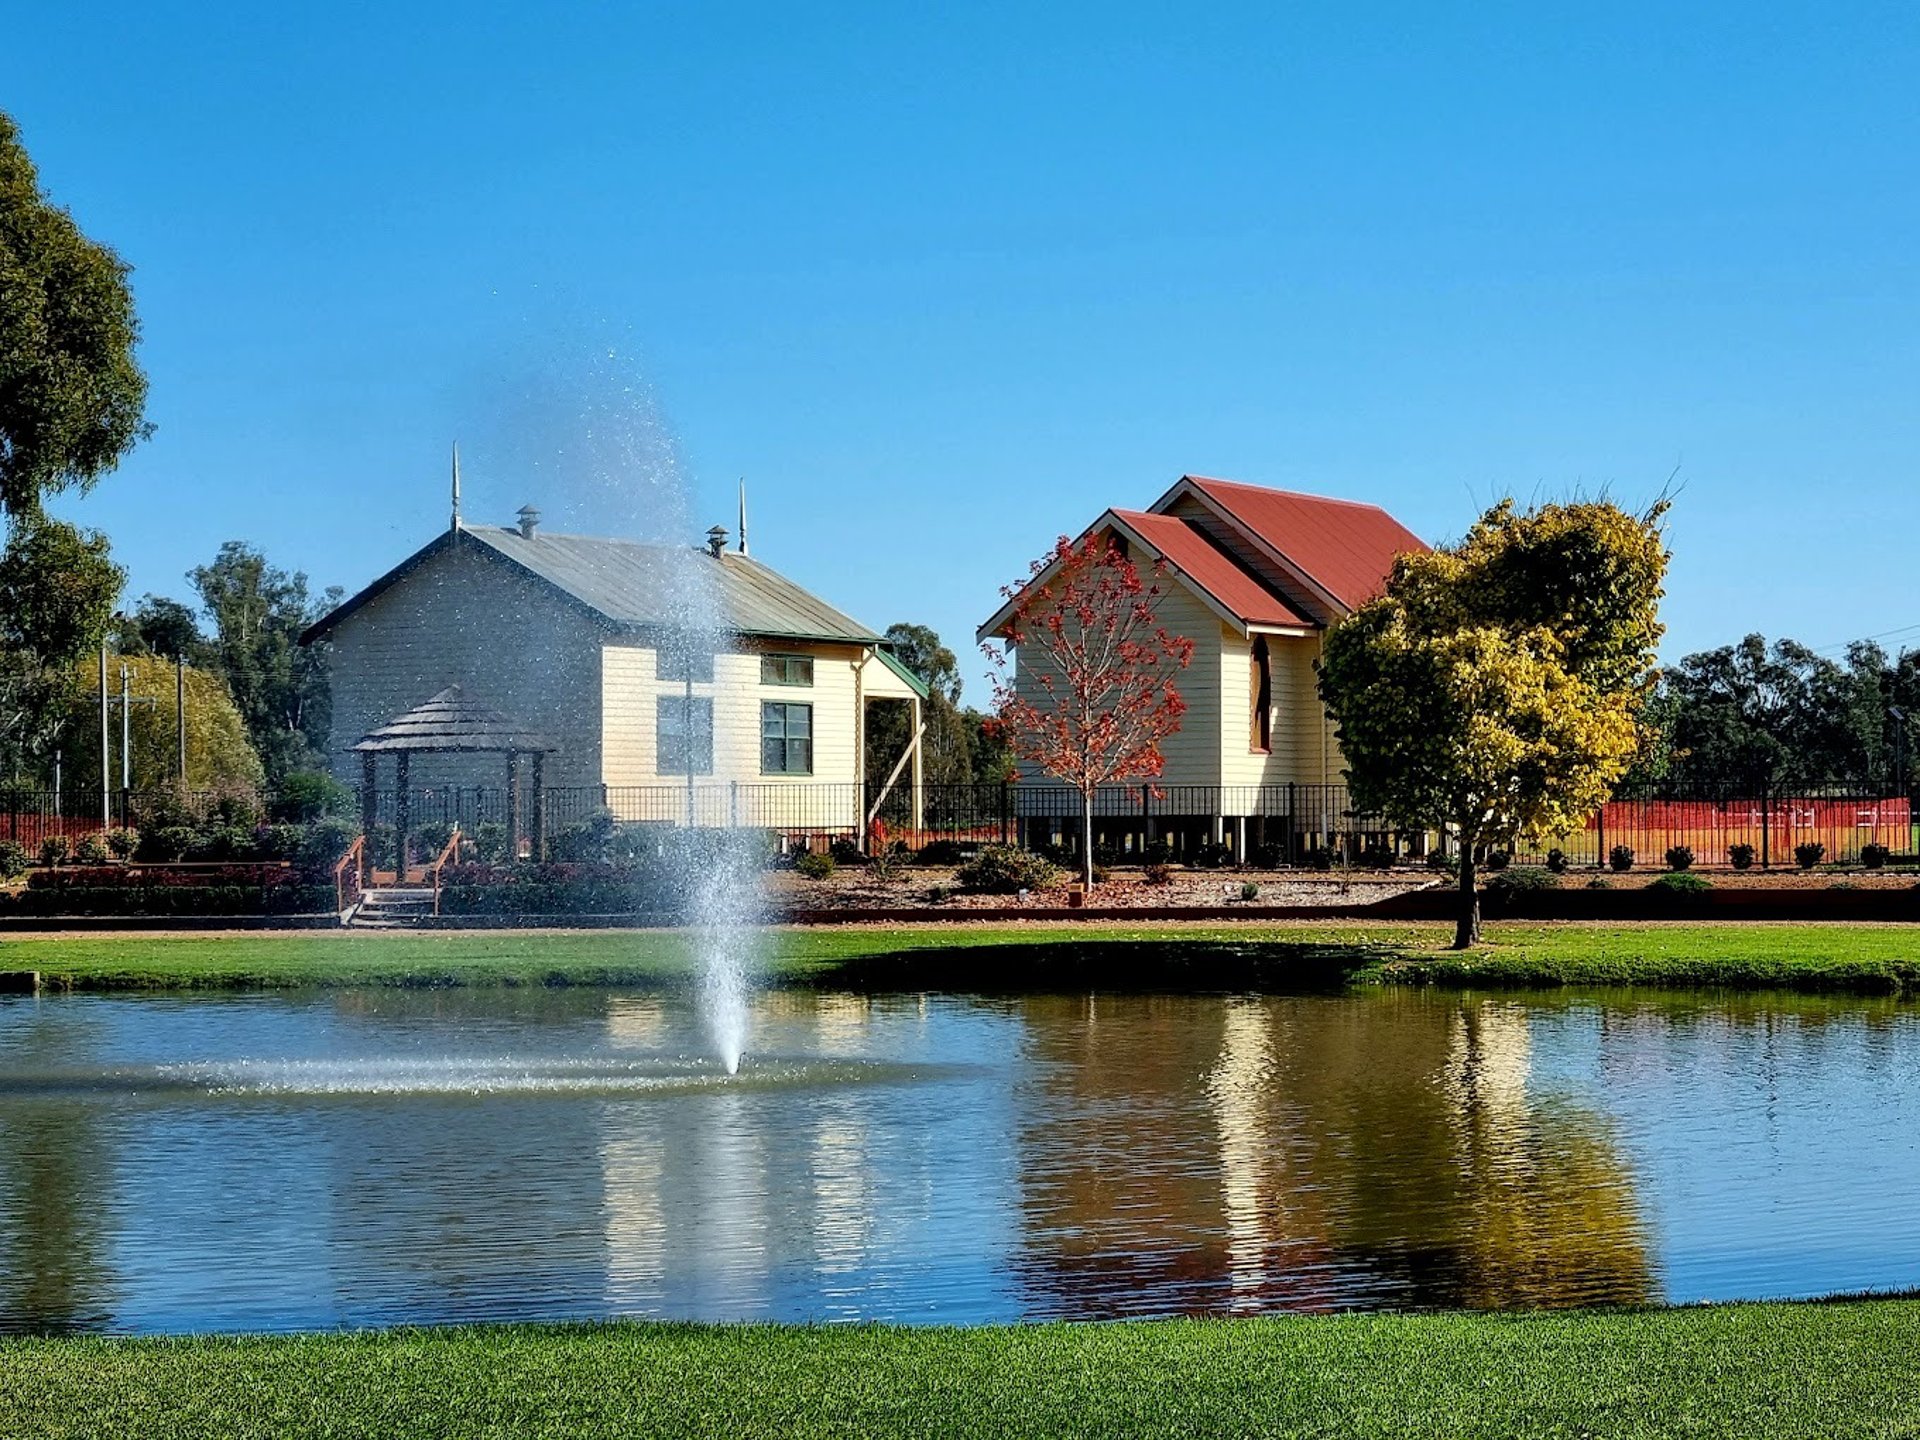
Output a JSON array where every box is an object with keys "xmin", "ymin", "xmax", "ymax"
[
  {"xmin": 1761, "ymin": 788, "xmax": 1771, "ymax": 870},
  {"xmin": 730, "ymin": 781, "xmax": 739, "ymax": 829}
]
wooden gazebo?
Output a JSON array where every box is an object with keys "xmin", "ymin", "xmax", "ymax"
[{"xmin": 351, "ymin": 686, "xmax": 557, "ymax": 882}]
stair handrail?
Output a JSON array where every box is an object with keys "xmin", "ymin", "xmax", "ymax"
[
  {"xmin": 334, "ymin": 835, "xmax": 366, "ymax": 916},
  {"xmin": 428, "ymin": 824, "xmax": 463, "ymax": 917}
]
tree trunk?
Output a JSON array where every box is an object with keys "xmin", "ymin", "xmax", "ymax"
[
  {"xmin": 1453, "ymin": 843, "xmax": 1481, "ymax": 949},
  {"xmin": 1080, "ymin": 790, "xmax": 1095, "ymax": 889}
]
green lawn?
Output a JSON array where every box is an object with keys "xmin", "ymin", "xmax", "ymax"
[
  {"xmin": 4, "ymin": 1302, "xmax": 1918, "ymax": 1439},
  {"xmin": 0, "ymin": 920, "xmax": 1916, "ymax": 993}
]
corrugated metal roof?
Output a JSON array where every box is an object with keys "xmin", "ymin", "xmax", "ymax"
[
  {"xmin": 466, "ymin": 526, "xmax": 883, "ymax": 643},
  {"xmin": 1111, "ymin": 510, "xmax": 1312, "ymax": 629},
  {"xmin": 351, "ymin": 686, "xmax": 557, "ymax": 753},
  {"xmin": 1178, "ymin": 477, "xmax": 1428, "ymax": 612}
]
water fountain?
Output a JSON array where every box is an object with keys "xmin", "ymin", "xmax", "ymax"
[{"xmin": 486, "ymin": 341, "xmax": 764, "ymax": 1072}]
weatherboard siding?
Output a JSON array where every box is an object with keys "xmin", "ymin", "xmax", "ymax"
[
  {"xmin": 599, "ymin": 638, "xmax": 915, "ymax": 829},
  {"xmin": 323, "ymin": 541, "xmax": 606, "ymax": 790},
  {"xmin": 1006, "ymin": 569, "xmax": 1225, "ymax": 791}
]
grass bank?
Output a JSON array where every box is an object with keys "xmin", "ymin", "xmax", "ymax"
[
  {"xmin": 4, "ymin": 1301, "xmax": 1919, "ymax": 1439},
  {"xmin": 0, "ymin": 920, "xmax": 1917, "ymax": 994}
]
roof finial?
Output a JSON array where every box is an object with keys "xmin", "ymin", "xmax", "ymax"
[
  {"xmin": 738, "ymin": 477, "xmax": 749, "ymax": 554},
  {"xmin": 450, "ymin": 442, "xmax": 463, "ymax": 533}
]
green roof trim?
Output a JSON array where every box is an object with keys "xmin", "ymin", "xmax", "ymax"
[{"xmin": 873, "ymin": 646, "xmax": 932, "ymax": 700}]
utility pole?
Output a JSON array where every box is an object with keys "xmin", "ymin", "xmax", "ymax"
[
  {"xmin": 106, "ymin": 663, "xmax": 158, "ymax": 811},
  {"xmin": 176, "ymin": 655, "xmax": 187, "ymax": 782},
  {"xmin": 99, "ymin": 645, "xmax": 110, "ymax": 831}
]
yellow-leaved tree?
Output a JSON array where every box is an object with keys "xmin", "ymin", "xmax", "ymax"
[{"xmin": 1318, "ymin": 498, "xmax": 1669, "ymax": 948}]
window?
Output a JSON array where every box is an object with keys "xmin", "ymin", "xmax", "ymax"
[
  {"xmin": 657, "ymin": 695, "xmax": 714, "ymax": 775},
  {"xmin": 1250, "ymin": 636, "xmax": 1272, "ymax": 754},
  {"xmin": 761, "ymin": 701, "xmax": 813, "ymax": 774},
  {"xmin": 658, "ymin": 646, "xmax": 715, "ymax": 683},
  {"xmin": 760, "ymin": 653, "xmax": 814, "ymax": 686}
]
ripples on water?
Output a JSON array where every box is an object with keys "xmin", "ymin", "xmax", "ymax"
[{"xmin": 0, "ymin": 984, "xmax": 1915, "ymax": 1333}]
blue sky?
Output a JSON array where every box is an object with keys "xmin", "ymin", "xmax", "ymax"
[{"xmin": 7, "ymin": 1, "xmax": 1919, "ymax": 698}]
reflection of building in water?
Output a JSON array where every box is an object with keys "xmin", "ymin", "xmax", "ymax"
[
  {"xmin": 1206, "ymin": 1000, "xmax": 1335, "ymax": 1311},
  {"xmin": 1011, "ymin": 992, "xmax": 1656, "ymax": 1318}
]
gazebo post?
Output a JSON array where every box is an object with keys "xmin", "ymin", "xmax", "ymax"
[
  {"xmin": 530, "ymin": 751, "xmax": 546, "ymax": 861},
  {"xmin": 360, "ymin": 752, "xmax": 378, "ymax": 884},
  {"xmin": 395, "ymin": 751, "xmax": 411, "ymax": 884},
  {"xmin": 506, "ymin": 752, "xmax": 522, "ymax": 860}
]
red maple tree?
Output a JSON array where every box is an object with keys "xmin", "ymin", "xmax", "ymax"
[{"xmin": 985, "ymin": 532, "xmax": 1194, "ymax": 887}]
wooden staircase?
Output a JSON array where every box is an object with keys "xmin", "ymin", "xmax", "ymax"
[{"xmin": 349, "ymin": 887, "xmax": 436, "ymax": 929}]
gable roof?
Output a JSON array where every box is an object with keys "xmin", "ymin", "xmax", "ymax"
[
  {"xmin": 1165, "ymin": 476, "xmax": 1426, "ymax": 613},
  {"xmin": 302, "ymin": 525, "xmax": 885, "ymax": 647},
  {"xmin": 1110, "ymin": 510, "xmax": 1311, "ymax": 629}
]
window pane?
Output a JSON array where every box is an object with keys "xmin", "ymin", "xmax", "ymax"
[
  {"xmin": 658, "ymin": 696, "xmax": 712, "ymax": 775},
  {"xmin": 760, "ymin": 653, "xmax": 813, "ymax": 686}
]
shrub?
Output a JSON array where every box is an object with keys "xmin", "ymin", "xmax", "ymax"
[
  {"xmin": 1251, "ymin": 841, "xmax": 1287, "ymax": 869},
  {"xmin": 1359, "ymin": 843, "xmax": 1395, "ymax": 870},
  {"xmin": 1609, "ymin": 845, "xmax": 1635, "ymax": 873},
  {"xmin": 468, "ymin": 821, "xmax": 512, "ymax": 864},
  {"xmin": 1649, "ymin": 871, "xmax": 1712, "ymax": 898},
  {"xmin": 1240, "ymin": 880, "xmax": 1260, "ymax": 901},
  {"xmin": 1545, "ymin": 848, "xmax": 1568, "ymax": 874},
  {"xmin": 1193, "ymin": 842, "xmax": 1233, "ymax": 870},
  {"xmin": 270, "ymin": 771, "xmax": 356, "ymax": 823},
  {"xmin": 956, "ymin": 845, "xmax": 1062, "ymax": 894},
  {"xmin": 252, "ymin": 823, "xmax": 307, "ymax": 861},
  {"xmin": 1142, "ymin": 839, "xmax": 1174, "ymax": 866},
  {"xmin": 1143, "ymin": 862, "xmax": 1174, "ymax": 885},
  {"xmin": 1728, "ymin": 843, "xmax": 1756, "ymax": 871},
  {"xmin": 926, "ymin": 884, "xmax": 950, "ymax": 903},
  {"xmin": 39, "ymin": 835, "xmax": 69, "ymax": 867},
  {"xmin": 916, "ymin": 839, "xmax": 965, "ymax": 867},
  {"xmin": 795, "ymin": 850, "xmax": 837, "ymax": 881},
  {"xmin": 869, "ymin": 843, "xmax": 910, "ymax": 882},
  {"xmin": 1862, "ymin": 843, "xmax": 1892, "ymax": 870},
  {"xmin": 73, "ymin": 832, "xmax": 111, "ymax": 865},
  {"xmin": 828, "ymin": 837, "xmax": 864, "ymax": 866},
  {"xmin": 105, "ymin": 828, "xmax": 139, "ymax": 860},
  {"xmin": 205, "ymin": 785, "xmax": 264, "ymax": 830},
  {"xmin": 188, "ymin": 825, "xmax": 254, "ymax": 863},
  {"xmin": 549, "ymin": 810, "xmax": 619, "ymax": 864},
  {"xmin": 1664, "ymin": 845, "xmax": 1695, "ymax": 872},
  {"xmin": 1426, "ymin": 849, "xmax": 1456, "ymax": 872},
  {"xmin": 0, "ymin": 840, "xmax": 29, "ymax": 880},
  {"xmin": 135, "ymin": 825, "xmax": 196, "ymax": 863},
  {"xmin": 1484, "ymin": 849, "xmax": 1511, "ymax": 871},
  {"xmin": 1795, "ymin": 841, "xmax": 1826, "ymax": 870},
  {"xmin": 1483, "ymin": 867, "xmax": 1560, "ymax": 914},
  {"xmin": 295, "ymin": 817, "xmax": 360, "ymax": 869}
]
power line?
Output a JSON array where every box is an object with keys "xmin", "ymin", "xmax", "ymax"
[{"xmin": 1803, "ymin": 621, "xmax": 1920, "ymax": 658}]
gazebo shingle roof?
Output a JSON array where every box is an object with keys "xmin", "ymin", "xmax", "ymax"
[{"xmin": 350, "ymin": 686, "xmax": 557, "ymax": 754}]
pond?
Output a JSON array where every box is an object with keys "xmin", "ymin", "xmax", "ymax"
[{"xmin": 1, "ymin": 979, "xmax": 1917, "ymax": 1333}]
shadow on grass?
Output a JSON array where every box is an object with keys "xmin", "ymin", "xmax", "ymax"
[{"xmin": 816, "ymin": 940, "xmax": 1395, "ymax": 994}]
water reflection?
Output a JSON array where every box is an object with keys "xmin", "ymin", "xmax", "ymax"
[{"xmin": 0, "ymin": 984, "xmax": 1914, "ymax": 1333}]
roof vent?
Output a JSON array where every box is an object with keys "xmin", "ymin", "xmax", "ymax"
[
  {"xmin": 706, "ymin": 525, "xmax": 729, "ymax": 558},
  {"xmin": 516, "ymin": 505, "xmax": 540, "ymax": 540}
]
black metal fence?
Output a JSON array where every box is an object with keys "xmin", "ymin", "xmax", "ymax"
[{"xmin": 4, "ymin": 781, "xmax": 1915, "ymax": 868}]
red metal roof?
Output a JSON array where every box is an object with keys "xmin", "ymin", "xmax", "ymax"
[
  {"xmin": 1179, "ymin": 477, "xmax": 1428, "ymax": 611},
  {"xmin": 1110, "ymin": 510, "xmax": 1310, "ymax": 628}
]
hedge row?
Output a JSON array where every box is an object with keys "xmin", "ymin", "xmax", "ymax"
[
  {"xmin": 438, "ymin": 862, "xmax": 682, "ymax": 916},
  {"xmin": 0, "ymin": 884, "xmax": 339, "ymax": 917}
]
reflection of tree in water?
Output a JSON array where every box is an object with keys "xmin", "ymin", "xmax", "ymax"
[
  {"xmin": 1434, "ymin": 1003, "xmax": 1655, "ymax": 1310},
  {"xmin": 1011, "ymin": 992, "xmax": 1654, "ymax": 1318},
  {"xmin": 0, "ymin": 1013, "xmax": 117, "ymax": 1333}
]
